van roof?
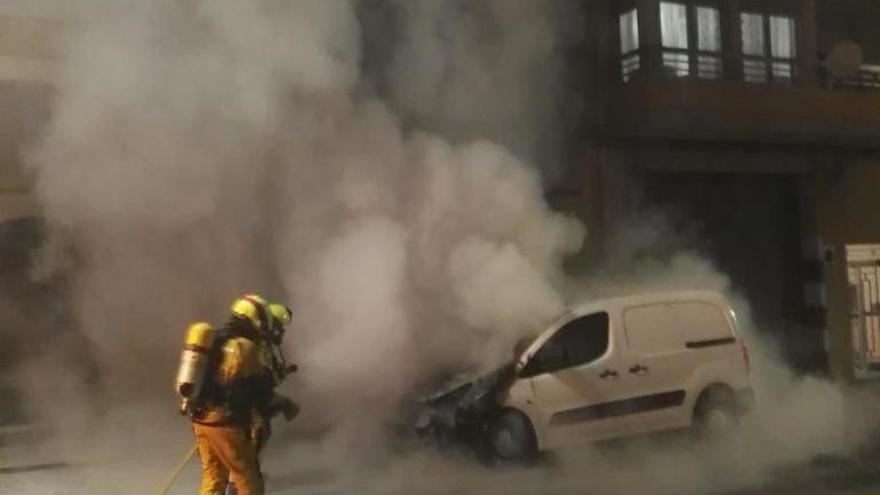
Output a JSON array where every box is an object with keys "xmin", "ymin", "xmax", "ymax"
[
  {"xmin": 515, "ymin": 290, "xmax": 735, "ymax": 371},
  {"xmin": 569, "ymin": 290, "xmax": 730, "ymax": 316}
]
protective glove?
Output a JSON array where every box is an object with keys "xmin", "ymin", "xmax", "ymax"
[
  {"xmin": 268, "ymin": 395, "xmax": 300, "ymax": 421},
  {"xmin": 280, "ymin": 398, "xmax": 300, "ymax": 421}
]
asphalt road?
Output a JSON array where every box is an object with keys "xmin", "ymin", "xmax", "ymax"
[
  {"xmin": 4, "ymin": 442, "xmax": 880, "ymax": 495},
  {"xmin": 4, "ymin": 424, "xmax": 880, "ymax": 495}
]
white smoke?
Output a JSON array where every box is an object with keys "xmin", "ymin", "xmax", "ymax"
[
  {"xmin": 372, "ymin": 0, "xmax": 577, "ymax": 173},
  {"xmin": 23, "ymin": 0, "xmax": 584, "ymax": 451},
  {"xmin": 10, "ymin": 1, "xmax": 880, "ymax": 494}
]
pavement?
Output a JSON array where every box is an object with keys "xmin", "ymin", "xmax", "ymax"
[
  {"xmin": 4, "ymin": 423, "xmax": 880, "ymax": 495},
  {"xmin": 4, "ymin": 453, "xmax": 880, "ymax": 495}
]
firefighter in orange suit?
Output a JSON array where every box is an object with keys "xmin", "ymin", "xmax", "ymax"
[{"xmin": 190, "ymin": 294, "xmax": 297, "ymax": 495}]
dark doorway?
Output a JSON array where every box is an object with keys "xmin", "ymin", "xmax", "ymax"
[
  {"xmin": 643, "ymin": 172, "xmax": 823, "ymax": 373},
  {"xmin": 0, "ymin": 217, "xmax": 44, "ymax": 424},
  {"xmin": 0, "ymin": 217, "xmax": 96, "ymax": 424}
]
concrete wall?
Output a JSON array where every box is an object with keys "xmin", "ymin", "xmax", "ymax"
[
  {"xmin": 811, "ymin": 163, "xmax": 880, "ymax": 245},
  {"xmin": 606, "ymin": 81, "xmax": 880, "ymax": 147},
  {"xmin": 817, "ymin": 0, "xmax": 880, "ymax": 61}
]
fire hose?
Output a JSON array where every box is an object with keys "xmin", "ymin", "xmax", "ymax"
[
  {"xmin": 153, "ymin": 396, "xmax": 299, "ymax": 495},
  {"xmin": 154, "ymin": 444, "xmax": 198, "ymax": 495},
  {"xmin": 160, "ymin": 348, "xmax": 298, "ymax": 494}
]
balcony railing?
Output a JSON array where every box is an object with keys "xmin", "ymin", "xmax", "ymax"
[
  {"xmin": 820, "ymin": 64, "xmax": 880, "ymax": 91},
  {"xmin": 621, "ymin": 50, "xmax": 641, "ymax": 82},
  {"xmin": 659, "ymin": 48, "xmax": 723, "ymax": 80},
  {"xmin": 618, "ymin": 50, "xmax": 879, "ymax": 92}
]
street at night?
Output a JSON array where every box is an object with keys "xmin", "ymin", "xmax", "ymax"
[{"xmin": 2, "ymin": 1, "xmax": 880, "ymax": 494}]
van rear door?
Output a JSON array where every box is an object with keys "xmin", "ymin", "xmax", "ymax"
[{"xmin": 619, "ymin": 301, "xmax": 735, "ymax": 434}]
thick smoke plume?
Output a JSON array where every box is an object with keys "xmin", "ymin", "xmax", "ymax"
[
  {"xmin": 360, "ymin": 0, "xmax": 581, "ymax": 177},
  {"xmin": 23, "ymin": 0, "xmax": 583, "ymax": 445},
  {"xmin": 8, "ymin": 1, "xmax": 880, "ymax": 494}
]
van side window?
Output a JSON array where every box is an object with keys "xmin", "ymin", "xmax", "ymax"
[{"xmin": 522, "ymin": 312, "xmax": 609, "ymax": 377}]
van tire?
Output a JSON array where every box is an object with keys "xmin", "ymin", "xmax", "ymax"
[
  {"xmin": 693, "ymin": 385, "xmax": 738, "ymax": 440},
  {"xmin": 488, "ymin": 409, "xmax": 537, "ymax": 463}
]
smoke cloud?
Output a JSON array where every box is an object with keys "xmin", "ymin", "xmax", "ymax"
[
  {"xmin": 6, "ymin": 1, "xmax": 880, "ymax": 494},
  {"xmin": 21, "ymin": 0, "xmax": 583, "ymax": 449},
  {"xmin": 360, "ymin": 0, "xmax": 581, "ymax": 177}
]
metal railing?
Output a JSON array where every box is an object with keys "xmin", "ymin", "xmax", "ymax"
[
  {"xmin": 742, "ymin": 55, "xmax": 797, "ymax": 84},
  {"xmin": 697, "ymin": 55, "xmax": 723, "ymax": 80},
  {"xmin": 617, "ymin": 50, "xmax": 880, "ymax": 92},
  {"xmin": 618, "ymin": 48, "xmax": 723, "ymax": 83},
  {"xmin": 660, "ymin": 48, "xmax": 723, "ymax": 80},
  {"xmin": 820, "ymin": 64, "xmax": 880, "ymax": 91},
  {"xmin": 621, "ymin": 50, "xmax": 641, "ymax": 82},
  {"xmin": 661, "ymin": 51, "xmax": 689, "ymax": 77}
]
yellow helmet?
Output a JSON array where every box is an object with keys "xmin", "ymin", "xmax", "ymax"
[
  {"xmin": 268, "ymin": 303, "xmax": 292, "ymax": 327},
  {"xmin": 230, "ymin": 293, "xmax": 269, "ymax": 332}
]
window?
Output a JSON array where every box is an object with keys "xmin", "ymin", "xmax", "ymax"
[
  {"xmin": 661, "ymin": 3, "xmax": 689, "ymax": 49},
  {"xmin": 741, "ymin": 12, "xmax": 797, "ymax": 83},
  {"xmin": 660, "ymin": 2, "xmax": 689, "ymax": 77},
  {"xmin": 522, "ymin": 312, "xmax": 609, "ymax": 377},
  {"xmin": 658, "ymin": 2, "xmax": 723, "ymax": 80},
  {"xmin": 619, "ymin": 8, "xmax": 640, "ymax": 82},
  {"xmin": 696, "ymin": 7, "xmax": 721, "ymax": 52},
  {"xmin": 741, "ymin": 13, "xmax": 765, "ymax": 56},
  {"xmin": 769, "ymin": 15, "xmax": 796, "ymax": 79},
  {"xmin": 741, "ymin": 13, "xmax": 767, "ymax": 82},
  {"xmin": 695, "ymin": 6, "xmax": 722, "ymax": 79}
]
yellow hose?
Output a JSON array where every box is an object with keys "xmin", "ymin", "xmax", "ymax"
[{"xmin": 155, "ymin": 444, "xmax": 198, "ymax": 495}]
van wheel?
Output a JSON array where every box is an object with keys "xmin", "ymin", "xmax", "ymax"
[
  {"xmin": 488, "ymin": 410, "xmax": 537, "ymax": 463},
  {"xmin": 693, "ymin": 387, "xmax": 738, "ymax": 440}
]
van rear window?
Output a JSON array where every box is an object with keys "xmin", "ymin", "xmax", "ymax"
[{"xmin": 623, "ymin": 302, "xmax": 732, "ymax": 354}]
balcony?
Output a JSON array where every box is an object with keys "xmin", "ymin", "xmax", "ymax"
[
  {"xmin": 605, "ymin": 76, "xmax": 880, "ymax": 147},
  {"xmin": 607, "ymin": 1, "xmax": 880, "ymax": 148}
]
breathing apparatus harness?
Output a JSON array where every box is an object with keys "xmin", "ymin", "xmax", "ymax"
[
  {"xmin": 188, "ymin": 298, "xmax": 295, "ymax": 424},
  {"xmin": 189, "ymin": 320, "xmax": 254, "ymax": 424}
]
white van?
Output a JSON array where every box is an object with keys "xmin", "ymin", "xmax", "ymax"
[{"xmin": 481, "ymin": 291, "xmax": 754, "ymax": 460}]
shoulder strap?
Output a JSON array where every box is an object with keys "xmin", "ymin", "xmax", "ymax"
[{"xmin": 205, "ymin": 323, "xmax": 260, "ymax": 379}]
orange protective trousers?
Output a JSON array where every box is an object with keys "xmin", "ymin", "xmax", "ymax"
[{"xmin": 192, "ymin": 423, "xmax": 264, "ymax": 495}]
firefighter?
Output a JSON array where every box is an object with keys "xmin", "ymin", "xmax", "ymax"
[
  {"xmin": 189, "ymin": 294, "xmax": 297, "ymax": 495},
  {"xmin": 250, "ymin": 302, "xmax": 299, "ymax": 455}
]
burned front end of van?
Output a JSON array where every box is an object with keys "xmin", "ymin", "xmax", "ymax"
[{"xmin": 409, "ymin": 362, "xmax": 517, "ymax": 455}]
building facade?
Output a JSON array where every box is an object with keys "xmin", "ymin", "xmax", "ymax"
[
  {"xmin": 1, "ymin": 1, "xmax": 879, "ymax": 383},
  {"xmin": 572, "ymin": 0, "xmax": 880, "ymax": 381}
]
